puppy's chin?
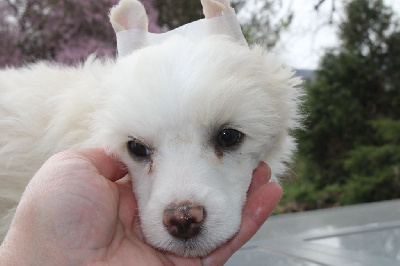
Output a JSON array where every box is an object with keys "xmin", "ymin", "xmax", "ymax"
[
  {"xmin": 150, "ymin": 234, "xmax": 226, "ymax": 257},
  {"xmin": 140, "ymin": 213, "xmax": 242, "ymax": 257}
]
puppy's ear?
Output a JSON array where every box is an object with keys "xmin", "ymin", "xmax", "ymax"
[
  {"xmin": 201, "ymin": 0, "xmax": 235, "ymax": 19},
  {"xmin": 110, "ymin": 0, "xmax": 148, "ymax": 33}
]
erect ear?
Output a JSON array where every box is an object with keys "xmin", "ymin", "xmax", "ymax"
[
  {"xmin": 109, "ymin": 0, "xmax": 149, "ymax": 33},
  {"xmin": 200, "ymin": 0, "xmax": 235, "ymax": 19}
]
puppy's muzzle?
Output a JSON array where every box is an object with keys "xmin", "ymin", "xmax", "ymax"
[{"xmin": 163, "ymin": 202, "xmax": 205, "ymax": 239}]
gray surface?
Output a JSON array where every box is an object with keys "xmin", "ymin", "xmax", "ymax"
[
  {"xmin": 310, "ymin": 227, "xmax": 400, "ymax": 261},
  {"xmin": 227, "ymin": 199, "xmax": 400, "ymax": 265},
  {"xmin": 227, "ymin": 248, "xmax": 320, "ymax": 266}
]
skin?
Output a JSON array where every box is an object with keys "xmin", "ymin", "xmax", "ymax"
[{"xmin": 0, "ymin": 148, "xmax": 282, "ymax": 266}]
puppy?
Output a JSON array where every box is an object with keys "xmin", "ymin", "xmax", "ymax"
[{"xmin": 0, "ymin": 0, "xmax": 302, "ymax": 257}]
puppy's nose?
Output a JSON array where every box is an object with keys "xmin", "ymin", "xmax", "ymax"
[{"xmin": 163, "ymin": 202, "xmax": 205, "ymax": 239}]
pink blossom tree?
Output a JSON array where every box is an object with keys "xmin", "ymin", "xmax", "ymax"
[
  {"xmin": 0, "ymin": 0, "xmax": 161, "ymax": 67},
  {"xmin": 0, "ymin": 0, "xmax": 292, "ymax": 67}
]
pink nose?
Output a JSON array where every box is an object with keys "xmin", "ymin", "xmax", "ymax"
[{"xmin": 163, "ymin": 202, "xmax": 205, "ymax": 239}]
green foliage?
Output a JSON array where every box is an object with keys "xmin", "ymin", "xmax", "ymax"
[
  {"xmin": 153, "ymin": 0, "xmax": 203, "ymax": 30},
  {"xmin": 339, "ymin": 0, "xmax": 393, "ymax": 56},
  {"xmin": 238, "ymin": 0, "xmax": 293, "ymax": 48},
  {"xmin": 277, "ymin": 175, "xmax": 343, "ymax": 214},
  {"xmin": 341, "ymin": 120, "xmax": 400, "ymax": 204},
  {"xmin": 370, "ymin": 120, "xmax": 400, "ymax": 143},
  {"xmin": 283, "ymin": 0, "xmax": 400, "ymax": 212}
]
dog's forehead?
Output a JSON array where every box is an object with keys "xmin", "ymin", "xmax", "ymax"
[
  {"xmin": 103, "ymin": 35, "xmax": 283, "ymax": 148},
  {"xmin": 113, "ymin": 37, "xmax": 263, "ymax": 122},
  {"xmin": 117, "ymin": 35, "xmax": 259, "ymax": 86}
]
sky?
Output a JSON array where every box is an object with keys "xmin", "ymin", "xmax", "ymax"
[{"xmin": 256, "ymin": 0, "xmax": 400, "ymax": 70}]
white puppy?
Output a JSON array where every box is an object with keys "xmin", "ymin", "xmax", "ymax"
[{"xmin": 0, "ymin": 0, "xmax": 302, "ymax": 257}]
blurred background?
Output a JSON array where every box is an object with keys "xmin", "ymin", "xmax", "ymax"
[{"xmin": 0, "ymin": 0, "xmax": 399, "ymax": 214}]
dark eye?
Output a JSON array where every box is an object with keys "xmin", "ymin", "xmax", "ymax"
[
  {"xmin": 217, "ymin": 129, "xmax": 243, "ymax": 148},
  {"xmin": 128, "ymin": 140, "xmax": 150, "ymax": 158}
]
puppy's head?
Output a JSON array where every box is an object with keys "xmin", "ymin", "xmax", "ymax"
[{"xmin": 97, "ymin": 0, "xmax": 302, "ymax": 257}]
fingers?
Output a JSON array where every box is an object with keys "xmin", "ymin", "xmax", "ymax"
[
  {"xmin": 203, "ymin": 181, "xmax": 283, "ymax": 265},
  {"xmin": 77, "ymin": 148, "xmax": 128, "ymax": 182},
  {"xmin": 247, "ymin": 162, "xmax": 271, "ymax": 195},
  {"xmin": 60, "ymin": 148, "xmax": 128, "ymax": 182},
  {"xmin": 243, "ymin": 182, "xmax": 282, "ymax": 228}
]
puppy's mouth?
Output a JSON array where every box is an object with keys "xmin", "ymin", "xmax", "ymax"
[
  {"xmin": 139, "ymin": 197, "xmax": 242, "ymax": 257},
  {"xmin": 160, "ymin": 230, "xmax": 223, "ymax": 258},
  {"xmin": 148, "ymin": 201, "xmax": 232, "ymax": 257}
]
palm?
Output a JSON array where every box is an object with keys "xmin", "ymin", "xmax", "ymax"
[
  {"xmin": 2, "ymin": 149, "xmax": 282, "ymax": 266},
  {"xmin": 53, "ymin": 171, "xmax": 206, "ymax": 265}
]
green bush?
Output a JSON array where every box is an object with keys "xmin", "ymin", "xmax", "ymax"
[{"xmin": 280, "ymin": 0, "xmax": 400, "ymax": 212}]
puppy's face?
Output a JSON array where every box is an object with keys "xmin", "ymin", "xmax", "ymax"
[{"xmin": 95, "ymin": 36, "xmax": 299, "ymax": 256}]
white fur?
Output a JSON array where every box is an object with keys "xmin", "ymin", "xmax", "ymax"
[
  {"xmin": 110, "ymin": 0, "xmax": 148, "ymax": 32},
  {"xmin": 201, "ymin": 0, "xmax": 235, "ymax": 18},
  {"xmin": 0, "ymin": 2, "xmax": 302, "ymax": 258}
]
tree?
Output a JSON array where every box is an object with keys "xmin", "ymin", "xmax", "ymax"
[
  {"xmin": 1, "ymin": 0, "xmax": 292, "ymax": 66},
  {"xmin": 341, "ymin": 120, "xmax": 400, "ymax": 204},
  {"xmin": 153, "ymin": 0, "xmax": 203, "ymax": 30},
  {"xmin": 292, "ymin": 0, "xmax": 400, "ymax": 209},
  {"xmin": 0, "ymin": 0, "xmax": 161, "ymax": 67}
]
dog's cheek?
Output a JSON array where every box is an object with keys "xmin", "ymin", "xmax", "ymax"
[
  {"xmin": 203, "ymin": 161, "xmax": 253, "ymax": 234},
  {"xmin": 219, "ymin": 155, "xmax": 256, "ymax": 196},
  {"xmin": 120, "ymin": 158, "xmax": 154, "ymax": 210}
]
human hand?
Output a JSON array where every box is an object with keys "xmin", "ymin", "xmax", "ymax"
[{"xmin": 0, "ymin": 148, "xmax": 282, "ymax": 265}]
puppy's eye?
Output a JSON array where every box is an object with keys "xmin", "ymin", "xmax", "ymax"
[
  {"xmin": 128, "ymin": 140, "xmax": 150, "ymax": 158},
  {"xmin": 217, "ymin": 129, "xmax": 243, "ymax": 147}
]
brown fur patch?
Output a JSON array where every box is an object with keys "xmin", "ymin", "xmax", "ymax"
[
  {"xmin": 214, "ymin": 147, "xmax": 223, "ymax": 161},
  {"xmin": 148, "ymin": 158, "xmax": 154, "ymax": 174}
]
